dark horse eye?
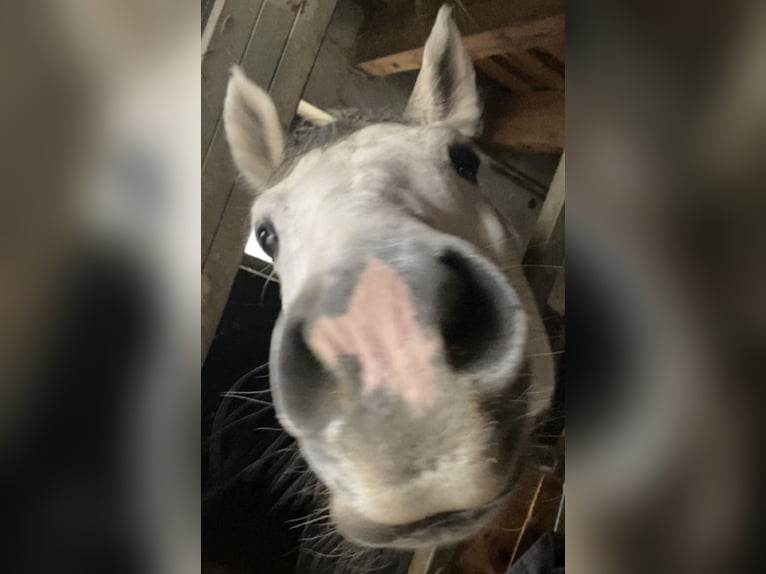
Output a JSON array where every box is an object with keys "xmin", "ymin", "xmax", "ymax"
[
  {"xmin": 448, "ymin": 142, "xmax": 480, "ymax": 184},
  {"xmin": 255, "ymin": 220, "xmax": 279, "ymax": 258}
]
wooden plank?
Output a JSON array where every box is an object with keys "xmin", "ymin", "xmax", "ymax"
[
  {"xmin": 407, "ymin": 549, "xmax": 431, "ymax": 574},
  {"xmin": 543, "ymin": 39, "xmax": 566, "ymax": 62},
  {"xmin": 202, "ymin": 0, "xmax": 339, "ymax": 359},
  {"xmin": 356, "ymin": 0, "xmax": 564, "ymax": 62},
  {"xmin": 239, "ymin": 0, "xmax": 298, "ymax": 89},
  {"xmin": 202, "ymin": 0, "xmax": 267, "ymax": 161},
  {"xmin": 476, "ymin": 56, "xmax": 536, "ymax": 93},
  {"xmin": 481, "ymin": 90, "xmax": 565, "ymax": 152},
  {"xmin": 297, "ymin": 99, "xmax": 334, "ymax": 124},
  {"xmin": 408, "ymin": 545, "xmax": 456, "ymax": 574},
  {"xmin": 268, "ymin": 0, "xmax": 340, "ymax": 126},
  {"xmin": 510, "ymin": 474, "xmax": 564, "ymax": 564},
  {"xmin": 202, "ymin": 1, "xmax": 297, "ymax": 264},
  {"xmin": 358, "ymin": 14, "xmax": 564, "ymax": 76},
  {"xmin": 356, "ymin": 0, "xmax": 564, "ymax": 76},
  {"xmin": 202, "ymin": 0, "xmax": 227, "ymax": 54},
  {"xmin": 523, "ymin": 152, "xmax": 565, "ymax": 310},
  {"xmin": 548, "ymin": 264, "xmax": 565, "ymax": 315},
  {"xmin": 529, "ymin": 43, "xmax": 565, "ymax": 78},
  {"xmin": 505, "ymin": 48, "xmax": 564, "ymax": 90}
]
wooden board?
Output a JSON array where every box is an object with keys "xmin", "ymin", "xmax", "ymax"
[
  {"xmin": 202, "ymin": 0, "xmax": 339, "ymax": 359},
  {"xmin": 476, "ymin": 57, "xmax": 533, "ymax": 94},
  {"xmin": 358, "ymin": 14, "xmax": 564, "ymax": 76},
  {"xmin": 523, "ymin": 152, "xmax": 565, "ymax": 309},
  {"xmin": 355, "ymin": 0, "xmax": 565, "ymax": 151},
  {"xmin": 202, "ymin": 0, "xmax": 296, "ymax": 266},
  {"xmin": 202, "ymin": 0, "xmax": 267, "ymax": 161},
  {"xmin": 355, "ymin": 0, "xmax": 564, "ymax": 75},
  {"xmin": 504, "ymin": 47, "xmax": 564, "ymax": 91},
  {"xmin": 480, "ymin": 91, "xmax": 565, "ymax": 152}
]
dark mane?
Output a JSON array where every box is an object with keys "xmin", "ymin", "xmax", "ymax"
[{"xmin": 271, "ymin": 108, "xmax": 405, "ymax": 181}]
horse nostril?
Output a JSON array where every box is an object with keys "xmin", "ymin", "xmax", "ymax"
[
  {"xmin": 438, "ymin": 249, "xmax": 519, "ymax": 376},
  {"xmin": 273, "ymin": 316, "xmax": 338, "ymax": 436},
  {"xmin": 283, "ymin": 319, "xmax": 322, "ymax": 380}
]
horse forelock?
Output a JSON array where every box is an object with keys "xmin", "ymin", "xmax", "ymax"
[{"xmin": 269, "ymin": 109, "xmax": 406, "ymax": 184}]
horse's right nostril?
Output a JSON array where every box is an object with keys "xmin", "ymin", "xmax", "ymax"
[
  {"xmin": 438, "ymin": 249, "xmax": 523, "ymax": 380},
  {"xmin": 272, "ymin": 315, "xmax": 338, "ymax": 436}
]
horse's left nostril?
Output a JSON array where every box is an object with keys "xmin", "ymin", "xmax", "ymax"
[
  {"xmin": 272, "ymin": 315, "xmax": 338, "ymax": 436},
  {"xmin": 438, "ymin": 249, "xmax": 523, "ymax": 381},
  {"xmin": 282, "ymin": 319, "xmax": 321, "ymax": 380}
]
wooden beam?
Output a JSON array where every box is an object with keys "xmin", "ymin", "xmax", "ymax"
[
  {"xmin": 408, "ymin": 545, "xmax": 457, "ymax": 574},
  {"xmin": 548, "ymin": 263, "xmax": 566, "ymax": 315},
  {"xmin": 202, "ymin": 0, "xmax": 338, "ymax": 360},
  {"xmin": 202, "ymin": 0, "xmax": 296, "ymax": 265},
  {"xmin": 297, "ymin": 99, "xmax": 334, "ymax": 124},
  {"xmin": 356, "ymin": 0, "xmax": 564, "ymax": 76},
  {"xmin": 358, "ymin": 14, "xmax": 564, "ymax": 76},
  {"xmin": 475, "ymin": 57, "xmax": 532, "ymax": 93},
  {"xmin": 505, "ymin": 47, "xmax": 564, "ymax": 90},
  {"xmin": 480, "ymin": 90, "xmax": 565, "ymax": 152},
  {"xmin": 543, "ymin": 39, "xmax": 566, "ymax": 62},
  {"xmin": 202, "ymin": 0, "xmax": 267, "ymax": 163},
  {"xmin": 523, "ymin": 152, "xmax": 565, "ymax": 310},
  {"xmin": 202, "ymin": 0, "xmax": 227, "ymax": 55}
]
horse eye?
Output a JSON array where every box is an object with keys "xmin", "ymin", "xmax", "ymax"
[
  {"xmin": 255, "ymin": 220, "xmax": 279, "ymax": 258},
  {"xmin": 448, "ymin": 143, "xmax": 480, "ymax": 184}
]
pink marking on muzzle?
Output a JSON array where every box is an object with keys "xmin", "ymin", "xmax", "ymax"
[{"xmin": 309, "ymin": 258, "xmax": 441, "ymax": 411}]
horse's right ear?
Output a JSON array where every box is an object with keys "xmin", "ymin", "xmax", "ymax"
[
  {"xmin": 223, "ymin": 67, "xmax": 284, "ymax": 189},
  {"xmin": 404, "ymin": 5, "xmax": 481, "ymax": 137}
]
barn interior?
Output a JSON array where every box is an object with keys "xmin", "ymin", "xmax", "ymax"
[{"xmin": 201, "ymin": 1, "xmax": 565, "ymax": 572}]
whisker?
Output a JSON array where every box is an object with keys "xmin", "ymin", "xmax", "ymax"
[
  {"xmin": 287, "ymin": 505, "xmax": 331, "ymax": 524},
  {"xmin": 300, "ymin": 547, "xmax": 349, "ymax": 560},
  {"xmin": 225, "ymin": 432, "xmax": 294, "ymax": 484},
  {"xmin": 300, "ymin": 529, "xmax": 337, "ymax": 544},
  {"xmin": 207, "ymin": 405, "xmax": 274, "ymax": 438},
  {"xmin": 259, "ymin": 265, "xmax": 279, "ymax": 305},
  {"xmin": 235, "ymin": 446, "xmax": 297, "ymax": 479},
  {"xmin": 222, "ymin": 386, "xmax": 272, "ymax": 394},
  {"xmin": 271, "ymin": 451, "xmax": 307, "ymax": 493},
  {"xmin": 505, "ymin": 263, "xmax": 565, "ymax": 271},
  {"xmin": 208, "ymin": 361, "xmax": 270, "ymax": 482},
  {"xmin": 528, "ymin": 350, "xmax": 565, "ymax": 357},
  {"xmin": 288, "ymin": 510, "xmax": 332, "ymax": 530},
  {"xmin": 221, "ymin": 392, "xmax": 273, "ymax": 407},
  {"xmin": 290, "ymin": 517, "xmax": 334, "ymax": 532}
]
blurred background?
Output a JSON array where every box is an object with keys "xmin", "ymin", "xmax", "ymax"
[
  {"xmin": 567, "ymin": 0, "xmax": 765, "ymax": 572},
  {"xmin": 0, "ymin": 1, "xmax": 200, "ymax": 573},
  {"xmin": 1, "ymin": 0, "xmax": 764, "ymax": 573}
]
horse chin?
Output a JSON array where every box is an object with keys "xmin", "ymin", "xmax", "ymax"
[{"xmin": 328, "ymin": 489, "xmax": 509, "ymax": 549}]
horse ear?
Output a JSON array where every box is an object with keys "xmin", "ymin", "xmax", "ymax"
[
  {"xmin": 404, "ymin": 5, "xmax": 481, "ymax": 137},
  {"xmin": 223, "ymin": 67, "xmax": 285, "ymax": 189}
]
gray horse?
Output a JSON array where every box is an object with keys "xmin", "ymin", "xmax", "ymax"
[{"xmin": 223, "ymin": 5, "xmax": 554, "ymax": 549}]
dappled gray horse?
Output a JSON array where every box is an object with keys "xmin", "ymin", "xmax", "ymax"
[{"xmin": 223, "ymin": 5, "xmax": 554, "ymax": 549}]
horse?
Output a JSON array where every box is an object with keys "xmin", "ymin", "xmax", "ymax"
[{"xmin": 222, "ymin": 4, "xmax": 555, "ymax": 550}]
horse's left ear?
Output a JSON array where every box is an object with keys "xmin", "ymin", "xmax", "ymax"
[
  {"xmin": 405, "ymin": 5, "xmax": 481, "ymax": 137},
  {"xmin": 223, "ymin": 67, "xmax": 285, "ymax": 190}
]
